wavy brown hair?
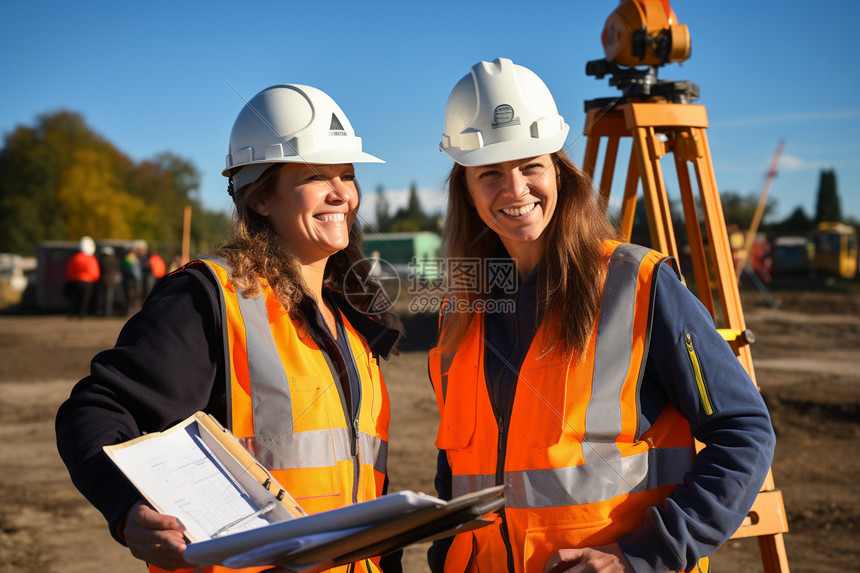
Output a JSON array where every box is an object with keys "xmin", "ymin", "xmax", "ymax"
[
  {"xmin": 439, "ymin": 150, "xmax": 618, "ymax": 356},
  {"xmin": 211, "ymin": 164, "xmax": 402, "ymax": 333}
]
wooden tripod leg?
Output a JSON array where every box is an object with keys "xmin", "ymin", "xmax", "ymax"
[
  {"xmin": 619, "ymin": 153, "xmax": 639, "ymax": 242},
  {"xmin": 759, "ymin": 533, "xmax": 791, "ymax": 573},
  {"xmin": 583, "ymin": 128, "xmax": 601, "ymax": 180},
  {"xmin": 691, "ymin": 130, "xmax": 757, "ymax": 380},
  {"xmin": 632, "ymin": 126, "xmax": 680, "ymax": 262},
  {"xmin": 673, "ymin": 147, "xmax": 714, "ymax": 315},
  {"xmin": 598, "ymin": 136, "xmax": 620, "ymax": 211}
]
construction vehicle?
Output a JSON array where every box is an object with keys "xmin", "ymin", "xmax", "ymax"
[
  {"xmin": 582, "ymin": 1, "xmax": 790, "ymax": 571},
  {"xmin": 811, "ymin": 221, "xmax": 858, "ymax": 279}
]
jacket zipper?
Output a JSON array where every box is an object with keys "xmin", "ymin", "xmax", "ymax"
[
  {"xmin": 685, "ymin": 333, "xmax": 714, "ymax": 415},
  {"xmin": 325, "ymin": 323, "xmax": 361, "ymax": 505},
  {"xmin": 352, "ymin": 415, "xmax": 361, "ymax": 502},
  {"xmin": 488, "ymin": 315, "xmax": 517, "ymax": 572},
  {"xmin": 351, "ymin": 416, "xmax": 360, "ymax": 457},
  {"xmin": 496, "ymin": 413, "xmax": 516, "ymax": 573},
  {"xmin": 329, "ymin": 348, "xmax": 360, "ymax": 505}
]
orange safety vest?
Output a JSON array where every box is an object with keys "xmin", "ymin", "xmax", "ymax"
[
  {"xmin": 430, "ymin": 241, "xmax": 707, "ymax": 573},
  {"xmin": 150, "ymin": 258, "xmax": 389, "ymax": 573}
]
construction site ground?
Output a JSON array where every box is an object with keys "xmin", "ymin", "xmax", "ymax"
[{"xmin": 0, "ymin": 286, "xmax": 857, "ymax": 573}]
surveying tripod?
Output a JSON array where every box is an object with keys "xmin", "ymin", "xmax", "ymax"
[{"xmin": 581, "ymin": 91, "xmax": 791, "ymax": 572}]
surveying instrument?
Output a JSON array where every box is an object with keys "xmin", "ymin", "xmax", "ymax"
[{"xmin": 580, "ymin": 1, "xmax": 790, "ymax": 571}]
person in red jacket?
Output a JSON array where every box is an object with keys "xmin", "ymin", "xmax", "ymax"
[
  {"xmin": 148, "ymin": 251, "xmax": 166, "ymax": 280},
  {"xmin": 65, "ymin": 236, "xmax": 101, "ymax": 319},
  {"xmin": 144, "ymin": 249, "xmax": 167, "ymax": 299}
]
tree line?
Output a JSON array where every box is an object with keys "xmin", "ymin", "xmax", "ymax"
[
  {"xmin": 0, "ymin": 111, "xmax": 228, "ymax": 256},
  {"xmin": 624, "ymin": 167, "xmax": 855, "ymax": 245},
  {"xmin": 368, "ymin": 182, "xmax": 441, "ymax": 234},
  {"xmin": 366, "ymin": 165, "xmax": 852, "ymax": 243},
  {"xmin": 1, "ymin": 110, "xmax": 852, "ymax": 258},
  {"xmin": 717, "ymin": 168, "xmax": 853, "ymax": 236}
]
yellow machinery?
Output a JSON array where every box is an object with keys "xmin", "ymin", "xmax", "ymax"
[
  {"xmin": 583, "ymin": 2, "xmax": 790, "ymax": 571},
  {"xmin": 812, "ymin": 221, "xmax": 858, "ymax": 279}
]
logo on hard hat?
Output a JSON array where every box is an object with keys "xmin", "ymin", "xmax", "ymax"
[
  {"xmin": 492, "ymin": 104, "xmax": 520, "ymax": 128},
  {"xmin": 329, "ymin": 113, "xmax": 347, "ymax": 136}
]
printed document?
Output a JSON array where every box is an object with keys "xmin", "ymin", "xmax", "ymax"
[{"xmin": 108, "ymin": 422, "xmax": 270, "ymax": 541}]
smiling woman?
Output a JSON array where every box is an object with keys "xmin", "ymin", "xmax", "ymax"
[
  {"xmin": 249, "ymin": 163, "xmax": 359, "ymax": 265},
  {"xmin": 427, "ymin": 58, "xmax": 775, "ymax": 573},
  {"xmin": 56, "ymin": 84, "xmax": 404, "ymax": 573},
  {"xmin": 462, "ymin": 155, "xmax": 559, "ymax": 276}
]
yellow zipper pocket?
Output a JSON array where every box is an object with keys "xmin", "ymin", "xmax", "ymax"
[{"xmin": 685, "ymin": 333, "xmax": 714, "ymax": 415}]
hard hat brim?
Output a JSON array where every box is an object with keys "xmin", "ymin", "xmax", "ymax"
[
  {"xmin": 440, "ymin": 129, "xmax": 568, "ymax": 167},
  {"xmin": 222, "ymin": 150, "xmax": 384, "ymax": 177}
]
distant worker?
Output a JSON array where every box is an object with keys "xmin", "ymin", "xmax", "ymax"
[
  {"xmin": 65, "ymin": 236, "xmax": 100, "ymax": 319},
  {"xmin": 96, "ymin": 245, "xmax": 120, "ymax": 317},
  {"xmin": 136, "ymin": 241, "xmax": 153, "ymax": 300},
  {"xmin": 120, "ymin": 241, "xmax": 144, "ymax": 315},
  {"xmin": 144, "ymin": 249, "xmax": 166, "ymax": 298}
]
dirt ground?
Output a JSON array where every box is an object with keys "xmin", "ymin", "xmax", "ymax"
[{"xmin": 0, "ymin": 287, "xmax": 857, "ymax": 573}]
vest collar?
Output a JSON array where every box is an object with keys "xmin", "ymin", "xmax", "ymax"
[{"xmin": 323, "ymin": 290, "xmax": 401, "ymax": 360}]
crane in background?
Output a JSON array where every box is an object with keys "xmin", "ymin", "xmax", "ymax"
[{"xmin": 735, "ymin": 139, "xmax": 786, "ymax": 280}]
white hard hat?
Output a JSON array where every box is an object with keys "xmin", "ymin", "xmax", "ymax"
[
  {"xmin": 223, "ymin": 84, "xmax": 383, "ymax": 191},
  {"xmin": 440, "ymin": 58, "xmax": 569, "ymax": 166},
  {"xmin": 79, "ymin": 236, "xmax": 96, "ymax": 256}
]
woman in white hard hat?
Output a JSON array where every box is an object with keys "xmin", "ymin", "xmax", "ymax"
[
  {"xmin": 57, "ymin": 84, "xmax": 403, "ymax": 573},
  {"xmin": 427, "ymin": 58, "xmax": 775, "ymax": 573}
]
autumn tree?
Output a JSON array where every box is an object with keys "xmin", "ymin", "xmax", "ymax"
[
  {"xmin": 0, "ymin": 111, "xmax": 226, "ymax": 256},
  {"xmin": 0, "ymin": 111, "xmax": 97, "ymax": 252}
]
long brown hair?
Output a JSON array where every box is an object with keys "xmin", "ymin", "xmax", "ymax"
[
  {"xmin": 211, "ymin": 164, "xmax": 402, "ymax": 332},
  {"xmin": 439, "ymin": 150, "xmax": 618, "ymax": 355}
]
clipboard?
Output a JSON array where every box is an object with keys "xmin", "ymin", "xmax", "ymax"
[
  {"xmin": 217, "ymin": 487, "xmax": 506, "ymax": 570},
  {"xmin": 103, "ymin": 411, "xmax": 506, "ymax": 569},
  {"xmin": 103, "ymin": 412, "xmax": 305, "ymax": 542}
]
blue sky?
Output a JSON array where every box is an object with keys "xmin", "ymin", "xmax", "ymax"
[{"xmin": 2, "ymin": 1, "xmax": 859, "ymax": 233}]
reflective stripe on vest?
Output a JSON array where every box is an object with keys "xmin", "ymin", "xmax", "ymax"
[
  {"xmin": 225, "ymin": 285, "xmax": 388, "ymax": 475},
  {"xmin": 431, "ymin": 240, "xmax": 696, "ymax": 572},
  {"xmin": 452, "ymin": 445, "xmax": 694, "ymax": 508}
]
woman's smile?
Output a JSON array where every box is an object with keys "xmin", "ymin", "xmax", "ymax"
[
  {"xmin": 500, "ymin": 201, "xmax": 540, "ymax": 218},
  {"xmin": 314, "ymin": 212, "xmax": 348, "ymax": 223}
]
